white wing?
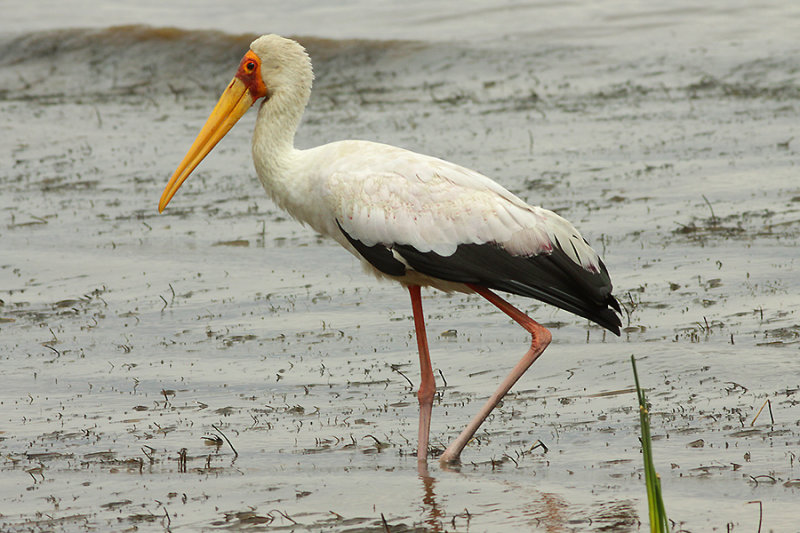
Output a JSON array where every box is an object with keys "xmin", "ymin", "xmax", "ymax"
[{"xmin": 315, "ymin": 140, "xmax": 601, "ymax": 273}]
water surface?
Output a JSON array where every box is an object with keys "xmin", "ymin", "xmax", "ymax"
[{"xmin": 2, "ymin": 2, "xmax": 800, "ymax": 531}]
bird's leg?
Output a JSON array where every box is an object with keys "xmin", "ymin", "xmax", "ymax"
[
  {"xmin": 408, "ymin": 285, "xmax": 435, "ymax": 463},
  {"xmin": 439, "ymin": 284, "xmax": 552, "ymax": 465}
]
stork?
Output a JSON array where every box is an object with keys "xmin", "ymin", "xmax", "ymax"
[{"xmin": 158, "ymin": 34, "xmax": 621, "ymax": 465}]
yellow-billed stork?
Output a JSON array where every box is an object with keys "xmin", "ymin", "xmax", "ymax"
[{"xmin": 158, "ymin": 34, "xmax": 621, "ymax": 465}]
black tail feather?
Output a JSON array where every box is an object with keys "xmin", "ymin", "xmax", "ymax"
[{"xmin": 393, "ymin": 242, "xmax": 622, "ymax": 335}]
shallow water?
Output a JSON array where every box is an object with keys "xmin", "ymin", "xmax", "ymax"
[{"xmin": 2, "ymin": 2, "xmax": 800, "ymax": 531}]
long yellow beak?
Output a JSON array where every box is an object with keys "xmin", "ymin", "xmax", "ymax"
[{"xmin": 158, "ymin": 77, "xmax": 254, "ymax": 212}]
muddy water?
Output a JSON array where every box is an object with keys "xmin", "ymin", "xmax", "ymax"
[{"xmin": 2, "ymin": 3, "xmax": 800, "ymax": 531}]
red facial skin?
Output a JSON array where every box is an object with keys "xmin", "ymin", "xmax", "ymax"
[{"xmin": 235, "ymin": 51, "xmax": 268, "ymax": 101}]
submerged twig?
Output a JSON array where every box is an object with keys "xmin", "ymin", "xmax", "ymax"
[
  {"xmin": 212, "ymin": 424, "xmax": 239, "ymax": 458},
  {"xmin": 178, "ymin": 448, "xmax": 187, "ymax": 473},
  {"xmin": 390, "ymin": 364, "xmax": 414, "ymax": 390},
  {"xmin": 363, "ymin": 434, "xmax": 389, "ymax": 450},
  {"xmin": 270, "ymin": 509, "xmax": 297, "ymax": 525},
  {"xmin": 747, "ymin": 500, "xmax": 763, "ymax": 533},
  {"xmin": 44, "ymin": 345, "xmax": 60, "ymax": 357},
  {"xmin": 529, "ymin": 440, "xmax": 548, "ymax": 454},
  {"xmin": 142, "ymin": 445, "xmax": 155, "ymax": 463},
  {"xmin": 701, "ymin": 194, "xmax": 718, "ymax": 227},
  {"xmin": 750, "ymin": 399, "xmax": 774, "ymax": 426}
]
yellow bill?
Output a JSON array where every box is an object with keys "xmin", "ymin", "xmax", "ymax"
[{"xmin": 158, "ymin": 77, "xmax": 253, "ymax": 213}]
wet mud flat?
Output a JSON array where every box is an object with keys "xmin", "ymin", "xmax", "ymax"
[{"xmin": 1, "ymin": 25, "xmax": 800, "ymax": 531}]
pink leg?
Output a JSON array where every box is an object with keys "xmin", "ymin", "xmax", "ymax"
[
  {"xmin": 409, "ymin": 285, "xmax": 436, "ymax": 463},
  {"xmin": 440, "ymin": 284, "xmax": 552, "ymax": 464}
]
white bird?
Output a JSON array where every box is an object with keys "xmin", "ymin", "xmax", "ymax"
[{"xmin": 159, "ymin": 34, "xmax": 621, "ymax": 465}]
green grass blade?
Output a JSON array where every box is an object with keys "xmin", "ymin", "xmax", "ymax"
[{"xmin": 631, "ymin": 355, "xmax": 670, "ymax": 532}]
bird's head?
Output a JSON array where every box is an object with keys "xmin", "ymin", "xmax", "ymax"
[{"xmin": 158, "ymin": 34, "xmax": 311, "ymax": 213}]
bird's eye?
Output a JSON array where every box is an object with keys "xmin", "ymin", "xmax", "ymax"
[{"xmin": 246, "ymin": 61, "xmax": 256, "ymax": 72}]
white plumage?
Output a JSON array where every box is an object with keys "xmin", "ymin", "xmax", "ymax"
[
  {"xmin": 293, "ymin": 141, "xmax": 601, "ymax": 283},
  {"xmin": 159, "ymin": 34, "xmax": 620, "ymax": 467}
]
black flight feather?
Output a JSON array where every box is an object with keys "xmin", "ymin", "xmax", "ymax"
[{"xmin": 337, "ymin": 220, "xmax": 621, "ymax": 335}]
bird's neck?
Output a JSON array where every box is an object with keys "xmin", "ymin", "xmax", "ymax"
[
  {"xmin": 251, "ymin": 88, "xmax": 306, "ymax": 175},
  {"xmin": 250, "ymin": 81, "xmax": 329, "ymax": 232}
]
